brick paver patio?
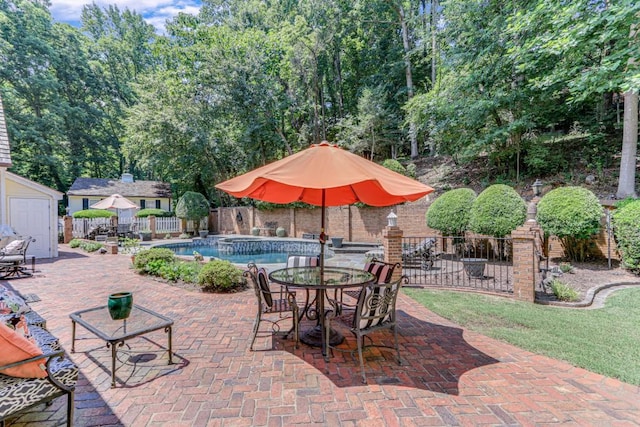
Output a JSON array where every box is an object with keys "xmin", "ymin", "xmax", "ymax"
[{"xmin": 5, "ymin": 246, "xmax": 640, "ymax": 426}]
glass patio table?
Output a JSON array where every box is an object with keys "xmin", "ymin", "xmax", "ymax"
[
  {"xmin": 70, "ymin": 304, "xmax": 174, "ymax": 388},
  {"xmin": 269, "ymin": 266, "xmax": 375, "ymax": 360}
]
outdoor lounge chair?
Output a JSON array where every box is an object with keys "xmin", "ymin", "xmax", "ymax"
[
  {"xmin": 0, "ymin": 237, "xmax": 35, "ymax": 280},
  {"xmin": 326, "ymin": 276, "xmax": 406, "ymax": 383},
  {"xmin": 245, "ymin": 263, "xmax": 299, "ymax": 350}
]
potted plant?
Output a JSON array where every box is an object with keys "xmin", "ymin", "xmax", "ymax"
[
  {"xmin": 175, "ymin": 191, "xmax": 210, "ymax": 237},
  {"xmin": 276, "ymin": 227, "xmax": 287, "ymax": 237},
  {"xmin": 138, "ymin": 230, "xmax": 152, "ymax": 241},
  {"xmin": 199, "ymin": 230, "xmax": 209, "ymax": 238}
]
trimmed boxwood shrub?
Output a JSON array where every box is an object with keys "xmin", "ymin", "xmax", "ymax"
[
  {"xmin": 133, "ymin": 248, "xmax": 176, "ymax": 272},
  {"xmin": 72, "ymin": 209, "xmax": 116, "ymax": 218},
  {"xmin": 197, "ymin": 259, "xmax": 244, "ymax": 292},
  {"xmin": 612, "ymin": 200, "xmax": 640, "ymax": 273},
  {"xmin": 137, "ymin": 208, "xmax": 173, "ymax": 218},
  {"xmin": 426, "ymin": 188, "xmax": 476, "ymax": 236},
  {"xmin": 469, "ymin": 184, "xmax": 526, "ymax": 237},
  {"xmin": 381, "ymin": 159, "xmax": 406, "ymax": 175},
  {"xmin": 536, "ymin": 186, "xmax": 603, "ymax": 262}
]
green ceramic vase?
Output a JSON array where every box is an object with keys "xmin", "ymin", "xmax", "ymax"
[{"xmin": 108, "ymin": 292, "xmax": 133, "ymax": 320}]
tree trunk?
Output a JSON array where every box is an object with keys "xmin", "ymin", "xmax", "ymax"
[
  {"xmin": 397, "ymin": 3, "xmax": 419, "ymax": 159},
  {"xmin": 616, "ymin": 90, "xmax": 638, "ymax": 199}
]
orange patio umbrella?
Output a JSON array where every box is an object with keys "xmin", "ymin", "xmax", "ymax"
[{"xmin": 215, "ymin": 141, "xmax": 434, "ymax": 275}]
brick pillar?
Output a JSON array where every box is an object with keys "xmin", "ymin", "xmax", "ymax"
[
  {"xmin": 149, "ymin": 215, "xmax": 157, "ymax": 238},
  {"xmin": 63, "ymin": 216, "xmax": 73, "ymax": 244},
  {"xmin": 511, "ymin": 219, "xmax": 542, "ymax": 302},
  {"xmin": 383, "ymin": 225, "xmax": 403, "ymax": 281}
]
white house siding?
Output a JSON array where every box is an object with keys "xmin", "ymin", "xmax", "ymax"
[{"xmin": 5, "ymin": 172, "xmax": 62, "ymax": 258}]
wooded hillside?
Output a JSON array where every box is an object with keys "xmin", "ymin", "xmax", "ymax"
[{"xmin": 0, "ymin": 0, "xmax": 637, "ymax": 207}]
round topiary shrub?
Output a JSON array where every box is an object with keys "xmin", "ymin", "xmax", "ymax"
[
  {"xmin": 536, "ymin": 186, "xmax": 603, "ymax": 262},
  {"xmin": 175, "ymin": 191, "xmax": 210, "ymax": 235},
  {"xmin": 612, "ymin": 200, "xmax": 640, "ymax": 273},
  {"xmin": 197, "ymin": 259, "xmax": 244, "ymax": 292},
  {"xmin": 469, "ymin": 184, "xmax": 527, "ymax": 237},
  {"xmin": 73, "ymin": 209, "xmax": 116, "ymax": 218},
  {"xmin": 426, "ymin": 188, "xmax": 476, "ymax": 236},
  {"xmin": 137, "ymin": 208, "xmax": 173, "ymax": 218},
  {"xmin": 133, "ymin": 248, "xmax": 176, "ymax": 272}
]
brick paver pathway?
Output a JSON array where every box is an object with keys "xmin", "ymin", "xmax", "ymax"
[{"xmin": 5, "ymin": 247, "xmax": 640, "ymax": 426}]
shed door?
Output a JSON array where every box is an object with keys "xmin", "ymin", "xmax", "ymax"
[{"xmin": 9, "ymin": 198, "xmax": 51, "ymax": 258}]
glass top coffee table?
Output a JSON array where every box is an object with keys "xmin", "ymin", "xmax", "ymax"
[{"xmin": 70, "ymin": 304, "xmax": 174, "ymax": 388}]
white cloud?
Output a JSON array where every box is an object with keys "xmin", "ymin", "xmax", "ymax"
[{"xmin": 49, "ymin": 0, "xmax": 201, "ymax": 33}]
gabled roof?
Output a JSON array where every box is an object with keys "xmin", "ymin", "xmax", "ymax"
[
  {"xmin": 68, "ymin": 177, "xmax": 172, "ymax": 199},
  {"xmin": 0, "ymin": 94, "xmax": 13, "ymax": 167},
  {"xmin": 6, "ymin": 171, "xmax": 63, "ymax": 200}
]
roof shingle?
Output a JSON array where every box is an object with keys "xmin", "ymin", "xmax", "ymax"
[
  {"xmin": 68, "ymin": 177, "xmax": 171, "ymax": 199},
  {"xmin": 0, "ymin": 94, "xmax": 13, "ymax": 167}
]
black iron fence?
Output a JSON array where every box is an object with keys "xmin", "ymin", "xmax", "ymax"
[{"xmin": 401, "ymin": 235, "xmax": 514, "ymax": 294}]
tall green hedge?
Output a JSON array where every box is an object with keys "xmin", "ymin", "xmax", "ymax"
[
  {"xmin": 72, "ymin": 209, "xmax": 116, "ymax": 218},
  {"xmin": 536, "ymin": 186, "xmax": 603, "ymax": 262},
  {"xmin": 426, "ymin": 188, "xmax": 476, "ymax": 236},
  {"xmin": 469, "ymin": 184, "xmax": 527, "ymax": 237},
  {"xmin": 612, "ymin": 200, "xmax": 640, "ymax": 273},
  {"xmin": 137, "ymin": 208, "xmax": 173, "ymax": 218}
]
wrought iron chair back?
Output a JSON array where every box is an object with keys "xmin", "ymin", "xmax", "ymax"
[
  {"xmin": 339, "ymin": 258, "xmax": 401, "ymax": 311},
  {"xmin": 244, "ymin": 263, "xmax": 299, "ymax": 350},
  {"xmin": 327, "ymin": 275, "xmax": 406, "ymax": 383}
]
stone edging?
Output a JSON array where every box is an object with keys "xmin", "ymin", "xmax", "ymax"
[{"xmin": 536, "ymin": 281, "xmax": 640, "ymax": 308}]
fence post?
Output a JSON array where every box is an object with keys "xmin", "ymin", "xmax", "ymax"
[
  {"xmin": 511, "ymin": 219, "xmax": 542, "ymax": 302},
  {"xmin": 383, "ymin": 224, "xmax": 403, "ymax": 282},
  {"xmin": 64, "ymin": 216, "xmax": 73, "ymax": 243},
  {"xmin": 149, "ymin": 215, "xmax": 157, "ymax": 238}
]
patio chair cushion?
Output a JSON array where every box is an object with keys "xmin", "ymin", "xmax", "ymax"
[
  {"xmin": 0, "ymin": 349, "xmax": 78, "ymax": 418},
  {"xmin": 0, "ymin": 288, "xmax": 30, "ymax": 315},
  {"xmin": 364, "ymin": 261, "xmax": 394, "ymax": 284},
  {"xmin": 3, "ymin": 314, "xmax": 35, "ymax": 342},
  {"xmin": 0, "ymin": 322, "xmax": 46, "ymax": 378},
  {"xmin": 2, "ymin": 239, "xmax": 24, "ymax": 255}
]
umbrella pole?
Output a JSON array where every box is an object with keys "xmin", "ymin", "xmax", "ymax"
[{"xmin": 320, "ymin": 190, "xmax": 326, "ymax": 284}]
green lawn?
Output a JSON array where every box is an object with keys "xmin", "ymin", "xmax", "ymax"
[{"xmin": 403, "ymin": 287, "xmax": 640, "ymax": 385}]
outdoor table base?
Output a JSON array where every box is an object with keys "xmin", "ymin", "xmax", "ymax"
[
  {"xmin": 269, "ymin": 266, "xmax": 375, "ymax": 360},
  {"xmin": 300, "ymin": 324, "xmax": 344, "ymax": 347},
  {"xmin": 70, "ymin": 304, "xmax": 174, "ymax": 388}
]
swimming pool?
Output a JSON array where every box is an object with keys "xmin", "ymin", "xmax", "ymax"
[{"xmin": 159, "ymin": 236, "xmax": 325, "ymax": 265}]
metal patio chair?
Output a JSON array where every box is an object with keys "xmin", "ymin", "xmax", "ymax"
[
  {"xmin": 245, "ymin": 263, "xmax": 299, "ymax": 350},
  {"xmin": 0, "ymin": 237, "xmax": 35, "ymax": 280},
  {"xmin": 326, "ymin": 275, "xmax": 406, "ymax": 383}
]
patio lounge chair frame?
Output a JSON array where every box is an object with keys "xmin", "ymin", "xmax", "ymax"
[
  {"xmin": 402, "ymin": 237, "xmax": 439, "ymax": 270},
  {"xmin": 0, "ymin": 237, "xmax": 35, "ymax": 280}
]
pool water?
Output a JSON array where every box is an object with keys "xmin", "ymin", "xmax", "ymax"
[{"xmin": 170, "ymin": 245, "xmax": 289, "ymax": 264}]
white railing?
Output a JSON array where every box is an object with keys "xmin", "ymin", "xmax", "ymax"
[{"xmin": 156, "ymin": 217, "xmax": 181, "ymax": 233}]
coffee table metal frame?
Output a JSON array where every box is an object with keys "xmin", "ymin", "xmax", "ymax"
[{"xmin": 70, "ymin": 304, "xmax": 174, "ymax": 388}]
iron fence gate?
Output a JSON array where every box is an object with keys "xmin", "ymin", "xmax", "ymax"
[{"xmin": 401, "ymin": 235, "xmax": 514, "ymax": 294}]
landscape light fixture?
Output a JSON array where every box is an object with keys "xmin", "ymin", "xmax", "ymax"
[
  {"xmin": 387, "ymin": 211, "xmax": 398, "ymax": 227},
  {"xmin": 532, "ymin": 179, "xmax": 543, "ymax": 197}
]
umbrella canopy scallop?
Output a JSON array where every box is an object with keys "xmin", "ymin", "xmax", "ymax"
[
  {"xmin": 215, "ymin": 141, "xmax": 434, "ymax": 206},
  {"xmin": 90, "ymin": 194, "xmax": 139, "ymax": 210}
]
